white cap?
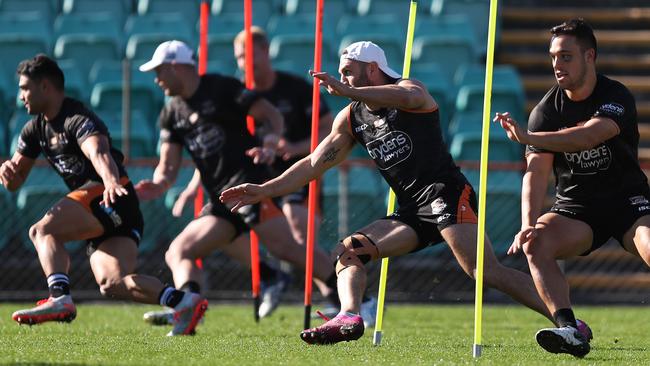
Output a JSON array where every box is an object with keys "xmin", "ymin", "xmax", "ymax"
[
  {"xmin": 341, "ymin": 41, "xmax": 400, "ymax": 79},
  {"xmin": 139, "ymin": 40, "xmax": 196, "ymax": 72}
]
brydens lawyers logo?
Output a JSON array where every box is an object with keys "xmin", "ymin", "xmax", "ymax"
[
  {"xmin": 596, "ymin": 102, "xmax": 624, "ymax": 117},
  {"xmin": 366, "ymin": 130, "xmax": 412, "ymax": 170}
]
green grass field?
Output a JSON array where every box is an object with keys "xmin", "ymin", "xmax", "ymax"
[{"xmin": 0, "ymin": 303, "xmax": 647, "ymax": 365}]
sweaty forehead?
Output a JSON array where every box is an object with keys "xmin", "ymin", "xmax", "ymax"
[{"xmin": 338, "ymin": 58, "xmax": 358, "ymax": 73}]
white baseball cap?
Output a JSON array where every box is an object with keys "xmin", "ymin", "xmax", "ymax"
[
  {"xmin": 341, "ymin": 41, "xmax": 401, "ymax": 79},
  {"xmin": 139, "ymin": 40, "xmax": 196, "ymax": 72}
]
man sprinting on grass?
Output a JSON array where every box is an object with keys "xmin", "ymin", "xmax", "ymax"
[
  {"xmin": 221, "ymin": 41, "xmax": 560, "ymax": 345},
  {"xmin": 494, "ymin": 19, "xmax": 650, "ymax": 358},
  {"xmin": 3, "ymin": 55, "xmax": 206, "ymax": 336}
]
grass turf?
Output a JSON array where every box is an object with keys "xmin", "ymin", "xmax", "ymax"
[{"xmin": 0, "ymin": 303, "xmax": 647, "ymax": 365}]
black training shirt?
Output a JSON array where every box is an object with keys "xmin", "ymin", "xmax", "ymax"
[
  {"xmin": 527, "ymin": 74, "xmax": 647, "ymax": 202},
  {"xmin": 17, "ymin": 97, "xmax": 127, "ymax": 190},
  {"xmin": 158, "ymin": 74, "xmax": 268, "ymax": 197}
]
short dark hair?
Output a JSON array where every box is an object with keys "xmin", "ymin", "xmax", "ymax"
[
  {"xmin": 550, "ymin": 18, "xmax": 598, "ymax": 60},
  {"xmin": 16, "ymin": 54, "xmax": 65, "ymax": 90}
]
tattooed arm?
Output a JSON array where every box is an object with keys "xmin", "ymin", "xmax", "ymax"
[{"xmin": 220, "ymin": 107, "xmax": 356, "ymax": 209}]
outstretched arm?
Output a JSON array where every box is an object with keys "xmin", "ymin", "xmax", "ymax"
[
  {"xmin": 508, "ymin": 152, "xmax": 554, "ymax": 255},
  {"xmin": 134, "ymin": 141, "xmax": 183, "ymax": 201},
  {"xmin": 171, "ymin": 168, "xmax": 201, "ymax": 217},
  {"xmin": 310, "ymin": 70, "xmax": 437, "ymax": 111},
  {"xmin": 220, "ymin": 107, "xmax": 356, "ymax": 211},
  {"xmin": 494, "ymin": 112, "xmax": 619, "ymax": 152},
  {"xmin": 80, "ymin": 134, "xmax": 128, "ymax": 206}
]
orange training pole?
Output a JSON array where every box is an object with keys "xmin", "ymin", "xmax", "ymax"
[
  {"xmin": 193, "ymin": 0, "xmax": 210, "ymax": 270},
  {"xmin": 303, "ymin": 0, "xmax": 324, "ymax": 330},
  {"xmin": 244, "ymin": 0, "xmax": 261, "ymax": 323}
]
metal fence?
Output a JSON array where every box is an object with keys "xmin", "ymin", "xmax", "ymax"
[{"xmin": 1, "ymin": 157, "xmax": 649, "ymax": 306}]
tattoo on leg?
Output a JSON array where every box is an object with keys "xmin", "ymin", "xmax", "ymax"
[{"xmin": 323, "ymin": 147, "xmax": 340, "ymax": 163}]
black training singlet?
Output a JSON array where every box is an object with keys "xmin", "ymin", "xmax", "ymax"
[
  {"xmin": 17, "ymin": 97, "xmax": 128, "ymax": 190},
  {"xmin": 348, "ymin": 101, "xmax": 464, "ymax": 207},
  {"xmin": 158, "ymin": 74, "xmax": 269, "ymax": 197},
  {"xmin": 527, "ymin": 74, "xmax": 647, "ymax": 202},
  {"xmin": 256, "ymin": 71, "xmax": 330, "ymax": 175}
]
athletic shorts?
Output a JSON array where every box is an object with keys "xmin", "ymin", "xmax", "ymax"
[
  {"xmin": 65, "ymin": 177, "xmax": 144, "ymax": 251},
  {"xmin": 382, "ymin": 180, "xmax": 479, "ymax": 252},
  {"xmin": 200, "ymin": 195, "xmax": 283, "ymax": 238},
  {"xmin": 550, "ymin": 185, "xmax": 650, "ymax": 255}
]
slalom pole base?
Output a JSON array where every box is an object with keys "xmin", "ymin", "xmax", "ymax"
[
  {"xmin": 303, "ymin": 304, "xmax": 311, "ymax": 330},
  {"xmin": 473, "ymin": 344, "xmax": 482, "ymax": 358},
  {"xmin": 373, "ymin": 330, "xmax": 383, "ymax": 346},
  {"xmin": 254, "ymin": 295, "xmax": 260, "ymax": 323}
]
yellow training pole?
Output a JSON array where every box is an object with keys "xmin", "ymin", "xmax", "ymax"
[
  {"xmin": 473, "ymin": 0, "xmax": 500, "ymax": 358},
  {"xmin": 373, "ymin": 0, "xmax": 417, "ymax": 347}
]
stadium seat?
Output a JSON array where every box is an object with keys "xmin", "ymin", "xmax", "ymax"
[
  {"xmin": 61, "ymin": 0, "xmax": 131, "ymax": 24},
  {"xmin": 412, "ymin": 35, "xmax": 478, "ymax": 86},
  {"xmin": 266, "ymin": 14, "xmax": 315, "ymax": 39},
  {"xmin": 211, "ymin": 0, "xmax": 273, "ymax": 27},
  {"xmin": 8, "ymin": 108, "xmax": 30, "ymax": 143},
  {"xmin": 337, "ymin": 14, "xmax": 403, "ymax": 39},
  {"xmin": 57, "ymin": 59, "xmax": 88, "ymax": 104},
  {"xmin": 356, "ymin": 0, "xmax": 408, "ymax": 21},
  {"xmin": 137, "ymin": 0, "xmax": 200, "ymax": 26},
  {"xmin": 0, "ymin": 0, "xmax": 54, "ymax": 21},
  {"xmin": 449, "ymin": 131, "xmax": 523, "ymax": 162},
  {"xmin": 269, "ymin": 34, "xmax": 335, "ymax": 73},
  {"xmin": 206, "ymin": 15, "xmax": 245, "ymax": 39},
  {"xmin": 0, "ymin": 36, "xmax": 48, "ymax": 96},
  {"xmin": 0, "ymin": 115, "xmax": 7, "ymax": 156},
  {"xmin": 54, "ymin": 34, "xmax": 120, "ymax": 78},
  {"xmin": 124, "ymin": 13, "xmax": 194, "ymax": 43},
  {"xmin": 54, "ymin": 13, "xmax": 122, "ymax": 48},
  {"xmin": 455, "ymin": 84, "xmax": 526, "ymax": 127},
  {"xmin": 447, "ymin": 110, "xmax": 484, "ymax": 136},
  {"xmin": 0, "ymin": 11, "xmax": 52, "ymax": 44},
  {"xmin": 430, "ymin": 0, "xmax": 493, "ymax": 57},
  {"xmin": 284, "ymin": 0, "xmax": 351, "ymax": 18},
  {"xmin": 205, "ymin": 34, "xmax": 237, "ymax": 73}
]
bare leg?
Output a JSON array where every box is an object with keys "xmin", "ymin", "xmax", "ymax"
[
  {"xmin": 165, "ymin": 215, "xmax": 237, "ymax": 289},
  {"xmin": 89, "ymin": 236, "xmax": 168, "ymax": 304},
  {"xmin": 29, "ymin": 198, "xmax": 104, "ymax": 277},
  {"xmin": 623, "ymin": 215, "xmax": 650, "ymax": 266},
  {"xmin": 442, "ymin": 223, "xmax": 554, "ymax": 321}
]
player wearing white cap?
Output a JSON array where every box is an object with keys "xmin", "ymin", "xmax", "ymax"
[{"xmin": 220, "ymin": 41, "xmax": 562, "ymax": 344}]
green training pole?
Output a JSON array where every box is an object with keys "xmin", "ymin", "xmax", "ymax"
[
  {"xmin": 373, "ymin": 0, "xmax": 417, "ymax": 347},
  {"xmin": 473, "ymin": 0, "xmax": 499, "ymax": 358}
]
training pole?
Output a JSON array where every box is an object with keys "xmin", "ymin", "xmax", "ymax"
[
  {"xmin": 473, "ymin": 0, "xmax": 499, "ymax": 358},
  {"xmin": 243, "ymin": 0, "xmax": 261, "ymax": 323},
  {"xmin": 303, "ymin": 0, "xmax": 324, "ymax": 331},
  {"xmin": 193, "ymin": 0, "xmax": 209, "ymax": 270},
  {"xmin": 373, "ymin": 0, "xmax": 417, "ymax": 347}
]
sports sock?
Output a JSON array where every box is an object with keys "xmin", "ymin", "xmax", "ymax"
[
  {"xmin": 158, "ymin": 286, "xmax": 185, "ymax": 308},
  {"xmin": 553, "ymin": 308, "xmax": 578, "ymax": 328},
  {"xmin": 260, "ymin": 261, "xmax": 277, "ymax": 283},
  {"xmin": 47, "ymin": 273, "xmax": 70, "ymax": 298},
  {"xmin": 180, "ymin": 280, "xmax": 201, "ymax": 294}
]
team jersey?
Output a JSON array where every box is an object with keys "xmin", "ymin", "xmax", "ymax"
[
  {"xmin": 527, "ymin": 74, "xmax": 647, "ymax": 202},
  {"xmin": 158, "ymin": 74, "xmax": 268, "ymax": 197},
  {"xmin": 256, "ymin": 71, "xmax": 330, "ymax": 174},
  {"xmin": 17, "ymin": 97, "xmax": 127, "ymax": 190},
  {"xmin": 348, "ymin": 100, "xmax": 463, "ymax": 207}
]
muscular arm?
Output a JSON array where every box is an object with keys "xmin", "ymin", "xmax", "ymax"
[
  {"xmin": 80, "ymin": 134, "xmax": 127, "ymax": 204},
  {"xmin": 152, "ymin": 142, "xmax": 183, "ymax": 190},
  {"xmin": 311, "ymin": 71, "xmax": 437, "ymax": 111},
  {"xmin": 0, "ymin": 152, "xmax": 35, "ymax": 191},
  {"xmin": 248, "ymin": 98, "xmax": 283, "ymax": 149},
  {"xmin": 496, "ymin": 112, "xmax": 620, "ymax": 152},
  {"xmin": 220, "ymin": 108, "xmax": 356, "ymax": 208},
  {"xmin": 521, "ymin": 152, "xmax": 554, "ymax": 229}
]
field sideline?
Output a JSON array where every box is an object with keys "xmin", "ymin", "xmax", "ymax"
[{"xmin": 0, "ymin": 303, "xmax": 647, "ymax": 365}]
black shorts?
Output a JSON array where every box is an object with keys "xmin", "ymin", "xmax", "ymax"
[
  {"xmin": 199, "ymin": 194, "xmax": 283, "ymax": 238},
  {"xmin": 382, "ymin": 180, "xmax": 478, "ymax": 252},
  {"xmin": 66, "ymin": 178, "xmax": 144, "ymax": 252},
  {"xmin": 550, "ymin": 185, "xmax": 650, "ymax": 255}
]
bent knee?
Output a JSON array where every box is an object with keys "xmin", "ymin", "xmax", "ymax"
[
  {"xmin": 332, "ymin": 233, "xmax": 379, "ymax": 274},
  {"xmin": 98, "ymin": 277, "xmax": 123, "ymax": 298},
  {"xmin": 28, "ymin": 222, "xmax": 51, "ymax": 243}
]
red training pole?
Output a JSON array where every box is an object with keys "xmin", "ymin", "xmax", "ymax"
[
  {"xmin": 244, "ymin": 0, "xmax": 261, "ymax": 323},
  {"xmin": 303, "ymin": 0, "xmax": 324, "ymax": 330},
  {"xmin": 194, "ymin": 0, "xmax": 210, "ymax": 270}
]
